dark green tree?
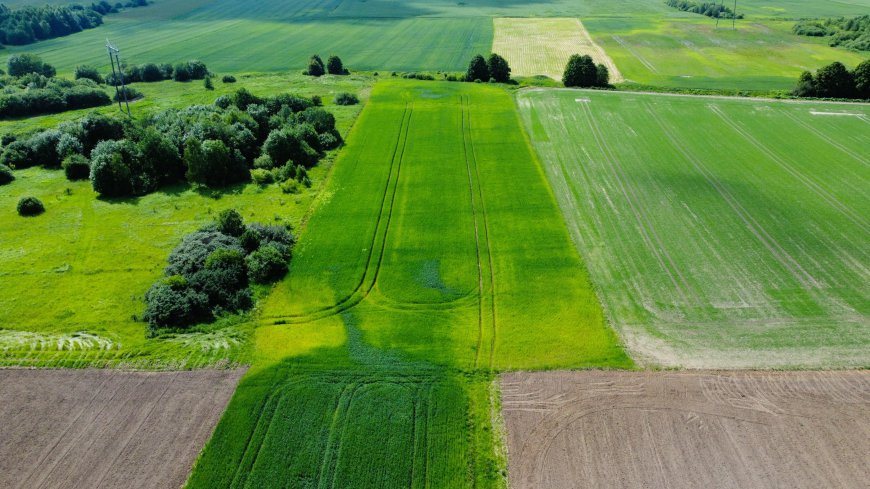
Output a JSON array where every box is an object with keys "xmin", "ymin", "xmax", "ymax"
[
  {"xmin": 814, "ymin": 62, "xmax": 855, "ymax": 98},
  {"xmin": 853, "ymin": 59, "xmax": 870, "ymax": 99},
  {"xmin": 216, "ymin": 209, "xmax": 246, "ymax": 237},
  {"xmin": 563, "ymin": 54, "xmax": 598, "ymax": 88},
  {"xmin": 466, "ymin": 54, "xmax": 489, "ymax": 82},
  {"xmin": 487, "ymin": 53, "xmax": 511, "ymax": 83},
  {"xmin": 307, "ymin": 55, "xmax": 325, "ymax": 77},
  {"xmin": 7, "ymin": 54, "xmax": 55, "ymax": 77},
  {"xmin": 596, "ymin": 63, "xmax": 610, "ymax": 87},
  {"xmin": 326, "ymin": 55, "xmax": 347, "ymax": 75}
]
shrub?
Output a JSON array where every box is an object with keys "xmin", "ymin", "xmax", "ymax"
[
  {"xmin": 222, "ymin": 74, "xmax": 237, "ymax": 83},
  {"xmin": 250, "ymin": 168, "xmax": 273, "ymax": 185},
  {"xmin": 191, "ymin": 248, "xmax": 250, "ymax": 310},
  {"xmin": 334, "ymin": 92, "xmax": 359, "ymax": 105},
  {"xmin": 214, "ymin": 95, "xmax": 232, "ymax": 109},
  {"xmin": 306, "ymin": 54, "xmax": 325, "ymax": 77},
  {"xmin": 253, "ymin": 154, "xmax": 274, "ymax": 169},
  {"xmin": 7, "ymin": 54, "xmax": 55, "ymax": 77},
  {"xmin": 280, "ymin": 178, "xmax": 300, "ymax": 194},
  {"xmin": 74, "ymin": 65, "xmax": 103, "ymax": 84},
  {"xmin": 262, "ymin": 128, "xmax": 318, "ymax": 168},
  {"xmin": 143, "ymin": 276, "xmax": 210, "ymax": 329},
  {"xmin": 0, "ymin": 140, "xmax": 34, "ymax": 169},
  {"xmin": 184, "ymin": 138, "xmax": 247, "ymax": 188},
  {"xmin": 113, "ymin": 86, "xmax": 143, "ymax": 102},
  {"xmin": 57, "ymin": 133, "xmax": 84, "ymax": 158},
  {"xmin": 17, "ymin": 196, "xmax": 44, "ymax": 216},
  {"xmin": 62, "ymin": 154, "xmax": 90, "ymax": 180},
  {"xmin": 326, "ymin": 55, "xmax": 348, "ymax": 75},
  {"xmin": 246, "ymin": 244, "xmax": 288, "ymax": 283},
  {"xmin": 204, "ymin": 75, "xmax": 214, "ymax": 90},
  {"xmin": 165, "ymin": 229, "xmax": 243, "ymax": 278},
  {"xmin": 0, "ymin": 164, "xmax": 14, "ymax": 185},
  {"xmin": 216, "ymin": 208, "xmax": 246, "ymax": 237},
  {"xmin": 90, "ymin": 144, "xmax": 133, "ymax": 197},
  {"xmin": 27, "ymin": 129, "xmax": 63, "ymax": 168}
]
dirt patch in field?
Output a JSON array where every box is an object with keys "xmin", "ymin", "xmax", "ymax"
[
  {"xmin": 502, "ymin": 370, "xmax": 870, "ymax": 489},
  {"xmin": 493, "ymin": 18, "xmax": 623, "ymax": 82},
  {"xmin": 0, "ymin": 368, "xmax": 245, "ymax": 489}
]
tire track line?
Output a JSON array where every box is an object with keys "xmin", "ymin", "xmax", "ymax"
[
  {"xmin": 578, "ymin": 99, "xmax": 693, "ymax": 306},
  {"xmin": 265, "ymin": 104, "xmax": 413, "ymax": 324},
  {"xmin": 317, "ymin": 382, "xmax": 361, "ymax": 489},
  {"xmin": 646, "ymin": 104, "xmax": 822, "ymax": 289},
  {"xmin": 709, "ymin": 104, "xmax": 870, "ymax": 236},
  {"xmin": 780, "ymin": 110, "xmax": 869, "ymax": 167}
]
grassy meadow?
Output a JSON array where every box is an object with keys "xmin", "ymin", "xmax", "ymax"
[
  {"xmin": 0, "ymin": 73, "xmax": 373, "ymax": 368},
  {"xmin": 518, "ymin": 89, "xmax": 870, "ymax": 368}
]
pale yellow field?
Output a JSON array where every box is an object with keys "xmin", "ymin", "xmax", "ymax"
[{"xmin": 492, "ymin": 18, "xmax": 623, "ymax": 82}]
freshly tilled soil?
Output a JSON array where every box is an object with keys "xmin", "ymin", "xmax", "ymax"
[
  {"xmin": 502, "ymin": 370, "xmax": 870, "ymax": 489},
  {"xmin": 0, "ymin": 368, "xmax": 244, "ymax": 489}
]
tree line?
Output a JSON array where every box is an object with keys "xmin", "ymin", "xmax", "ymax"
[
  {"xmin": 794, "ymin": 59, "xmax": 870, "ymax": 100},
  {"xmin": 793, "ymin": 15, "xmax": 870, "ymax": 52},
  {"xmin": 0, "ymin": 88, "xmax": 344, "ymax": 196},
  {"xmin": 0, "ymin": 1, "xmax": 148, "ymax": 47},
  {"xmin": 665, "ymin": 0, "xmax": 742, "ymax": 20}
]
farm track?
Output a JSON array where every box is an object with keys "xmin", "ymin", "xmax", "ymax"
[{"xmin": 503, "ymin": 370, "xmax": 870, "ymax": 489}]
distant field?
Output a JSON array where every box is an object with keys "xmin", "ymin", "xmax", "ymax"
[
  {"xmin": 493, "ymin": 18, "xmax": 623, "ymax": 82},
  {"xmin": 3, "ymin": 0, "xmax": 868, "ymax": 90},
  {"xmin": 258, "ymin": 80, "xmax": 629, "ymax": 371},
  {"xmin": 519, "ymin": 89, "xmax": 870, "ymax": 368},
  {"xmin": 0, "ymin": 73, "xmax": 371, "ymax": 368},
  {"xmin": 503, "ymin": 370, "xmax": 870, "ymax": 489},
  {"xmin": 0, "ymin": 368, "xmax": 243, "ymax": 489}
]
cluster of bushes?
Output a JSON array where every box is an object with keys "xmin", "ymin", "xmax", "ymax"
[
  {"xmin": 334, "ymin": 92, "xmax": 359, "ymax": 105},
  {"xmin": 562, "ymin": 54, "xmax": 610, "ymax": 88},
  {"xmin": 0, "ymin": 88, "xmax": 342, "ymax": 197},
  {"xmin": 0, "ymin": 1, "xmax": 147, "ymax": 47},
  {"xmin": 793, "ymin": 60, "xmax": 870, "ymax": 100},
  {"xmin": 0, "ymin": 76, "xmax": 111, "ymax": 118},
  {"xmin": 143, "ymin": 209, "xmax": 294, "ymax": 331},
  {"xmin": 665, "ymin": 0, "xmax": 742, "ymax": 20},
  {"xmin": 793, "ymin": 15, "xmax": 870, "ymax": 51},
  {"xmin": 304, "ymin": 54, "xmax": 349, "ymax": 77},
  {"xmin": 465, "ymin": 53, "xmax": 511, "ymax": 83},
  {"xmin": 101, "ymin": 59, "xmax": 209, "ymax": 85}
]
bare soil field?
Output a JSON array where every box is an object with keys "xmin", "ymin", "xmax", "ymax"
[
  {"xmin": 502, "ymin": 370, "xmax": 870, "ymax": 489},
  {"xmin": 0, "ymin": 368, "xmax": 244, "ymax": 489}
]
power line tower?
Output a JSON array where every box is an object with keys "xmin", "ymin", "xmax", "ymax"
[
  {"xmin": 106, "ymin": 39, "xmax": 131, "ymax": 117},
  {"xmin": 732, "ymin": 0, "xmax": 738, "ymax": 30}
]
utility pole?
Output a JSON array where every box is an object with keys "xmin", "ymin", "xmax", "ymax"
[
  {"xmin": 733, "ymin": 0, "xmax": 738, "ymax": 30},
  {"xmin": 106, "ymin": 39, "xmax": 131, "ymax": 117}
]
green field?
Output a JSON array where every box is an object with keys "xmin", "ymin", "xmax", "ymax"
[
  {"xmin": 4, "ymin": 0, "xmax": 868, "ymax": 91},
  {"xmin": 518, "ymin": 89, "xmax": 870, "ymax": 368},
  {"xmin": 0, "ymin": 73, "xmax": 372, "ymax": 368}
]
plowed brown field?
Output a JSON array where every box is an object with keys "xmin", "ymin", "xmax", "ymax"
[
  {"xmin": 502, "ymin": 371, "xmax": 870, "ymax": 489},
  {"xmin": 0, "ymin": 368, "xmax": 244, "ymax": 489}
]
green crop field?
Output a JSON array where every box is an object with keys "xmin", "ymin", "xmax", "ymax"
[
  {"xmin": 0, "ymin": 73, "xmax": 372, "ymax": 368},
  {"xmin": 4, "ymin": 0, "xmax": 868, "ymax": 90},
  {"xmin": 518, "ymin": 89, "xmax": 870, "ymax": 369}
]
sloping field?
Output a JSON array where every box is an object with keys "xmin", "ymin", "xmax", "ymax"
[
  {"xmin": 518, "ymin": 89, "xmax": 870, "ymax": 368},
  {"xmin": 492, "ymin": 18, "xmax": 622, "ymax": 82},
  {"xmin": 259, "ymin": 80, "xmax": 629, "ymax": 371},
  {"xmin": 502, "ymin": 370, "xmax": 870, "ymax": 489},
  {"xmin": 0, "ymin": 368, "xmax": 244, "ymax": 489}
]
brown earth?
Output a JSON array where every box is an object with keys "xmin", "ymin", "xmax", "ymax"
[
  {"xmin": 502, "ymin": 370, "xmax": 870, "ymax": 489},
  {"xmin": 0, "ymin": 368, "xmax": 244, "ymax": 489}
]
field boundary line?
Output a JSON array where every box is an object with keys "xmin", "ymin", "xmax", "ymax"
[
  {"xmin": 709, "ymin": 104, "xmax": 870, "ymax": 235},
  {"xmin": 577, "ymin": 98, "xmax": 694, "ymax": 306},
  {"xmin": 645, "ymin": 104, "xmax": 822, "ymax": 289}
]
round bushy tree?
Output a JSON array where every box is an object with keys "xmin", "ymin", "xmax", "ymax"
[
  {"xmin": 327, "ymin": 55, "xmax": 346, "ymax": 75},
  {"xmin": 814, "ymin": 62, "xmax": 855, "ymax": 99},
  {"xmin": 165, "ymin": 229, "xmax": 243, "ymax": 279},
  {"xmin": 596, "ymin": 63, "xmax": 610, "ymax": 87},
  {"xmin": 246, "ymin": 244, "xmax": 289, "ymax": 283},
  {"xmin": 17, "ymin": 196, "xmax": 44, "ymax": 216},
  {"xmin": 190, "ymin": 248, "xmax": 250, "ymax": 310},
  {"xmin": 143, "ymin": 276, "xmax": 211, "ymax": 330},
  {"xmin": 487, "ymin": 53, "xmax": 511, "ymax": 83},
  {"xmin": 62, "ymin": 154, "xmax": 91, "ymax": 181},
  {"xmin": 89, "ymin": 140, "xmax": 134, "ymax": 197},
  {"xmin": 853, "ymin": 59, "xmax": 870, "ymax": 100},
  {"xmin": 466, "ymin": 54, "xmax": 489, "ymax": 82},
  {"xmin": 0, "ymin": 141, "xmax": 33, "ymax": 169},
  {"xmin": 74, "ymin": 65, "xmax": 103, "ymax": 84},
  {"xmin": 0, "ymin": 164, "xmax": 14, "ymax": 185},
  {"xmin": 216, "ymin": 208, "xmax": 246, "ymax": 237},
  {"xmin": 562, "ymin": 54, "xmax": 598, "ymax": 88},
  {"xmin": 7, "ymin": 53, "xmax": 55, "ymax": 77},
  {"xmin": 307, "ymin": 55, "xmax": 325, "ymax": 77}
]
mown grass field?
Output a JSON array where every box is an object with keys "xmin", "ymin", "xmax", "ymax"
[
  {"xmin": 518, "ymin": 89, "xmax": 870, "ymax": 368},
  {"xmin": 0, "ymin": 73, "xmax": 372, "ymax": 368},
  {"xmin": 492, "ymin": 18, "xmax": 623, "ymax": 82},
  {"xmin": 4, "ymin": 0, "xmax": 868, "ymax": 90}
]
